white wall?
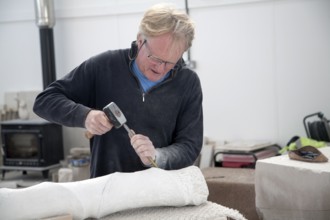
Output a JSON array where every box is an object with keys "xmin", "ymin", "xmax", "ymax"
[
  {"xmin": 193, "ymin": 0, "xmax": 330, "ymax": 145},
  {"xmin": 0, "ymin": 0, "xmax": 329, "ymax": 155}
]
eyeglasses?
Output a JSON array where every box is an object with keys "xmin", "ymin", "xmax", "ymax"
[{"xmin": 143, "ymin": 40, "xmax": 178, "ymax": 69}]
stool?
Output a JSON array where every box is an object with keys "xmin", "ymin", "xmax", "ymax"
[{"xmin": 202, "ymin": 167, "xmax": 259, "ymax": 220}]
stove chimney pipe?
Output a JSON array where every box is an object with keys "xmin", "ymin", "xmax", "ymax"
[{"xmin": 34, "ymin": 0, "xmax": 56, "ymax": 89}]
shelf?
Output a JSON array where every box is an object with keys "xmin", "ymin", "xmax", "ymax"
[{"xmin": 0, "ymin": 164, "xmax": 60, "ymax": 179}]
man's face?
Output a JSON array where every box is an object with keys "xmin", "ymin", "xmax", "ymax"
[{"xmin": 136, "ymin": 33, "xmax": 184, "ymax": 82}]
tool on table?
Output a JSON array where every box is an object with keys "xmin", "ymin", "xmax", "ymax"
[{"xmin": 85, "ymin": 102, "xmax": 158, "ymax": 168}]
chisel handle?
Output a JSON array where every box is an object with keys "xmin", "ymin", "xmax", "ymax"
[
  {"xmin": 85, "ymin": 130, "xmax": 94, "ymax": 139},
  {"xmin": 123, "ymin": 124, "xmax": 158, "ymax": 168}
]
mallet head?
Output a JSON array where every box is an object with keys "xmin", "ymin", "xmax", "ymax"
[{"xmin": 103, "ymin": 102, "xmax": 127, "ymax": 128}]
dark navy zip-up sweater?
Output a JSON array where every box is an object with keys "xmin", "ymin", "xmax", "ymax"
[{"xmin": 33, "ymin": 48, "xmax": 203, "ymax": 178}]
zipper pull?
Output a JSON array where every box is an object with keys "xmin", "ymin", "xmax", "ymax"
[{"xmin": 142, "ymin": 93, "xmax": 145, "ymax": 102}]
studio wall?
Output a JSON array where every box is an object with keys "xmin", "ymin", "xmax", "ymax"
[{"xmin": 0, "ymin": 0, "xmax": 329, "ymax": 155}]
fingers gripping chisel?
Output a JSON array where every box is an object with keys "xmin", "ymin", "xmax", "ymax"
[{"xmin": 86, "ymin": 102, "xmax": 158, "ymax": 167}]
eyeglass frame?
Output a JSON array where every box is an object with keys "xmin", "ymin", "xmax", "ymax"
[{"xmin": 142, "ymin": 39, "xmax": 181, "ymax": 70}]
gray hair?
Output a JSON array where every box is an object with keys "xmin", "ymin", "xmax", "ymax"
[{"xmin": 138, "ymin": 3, "xmax": 195, "ymax": 51}]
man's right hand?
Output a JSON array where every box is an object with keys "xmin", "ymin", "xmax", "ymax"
[{"xmin": 85, "ymin": 110, "xmax": 113, "ymax": 136}]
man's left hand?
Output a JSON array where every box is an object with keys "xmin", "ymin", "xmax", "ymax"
[{"xmin": 130, "ymin": 134, "xmax": 156, "ymax": 166}]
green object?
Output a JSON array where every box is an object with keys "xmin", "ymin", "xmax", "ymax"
[{"xmin": 280, "ymin": 137, "xmax": 327, "ymax": 154}]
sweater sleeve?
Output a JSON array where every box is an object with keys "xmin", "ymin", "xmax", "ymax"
[
  {"xmin": 33, "ymin": 57, "xmax": 97, "ymax": 128},
  {"xmin": 155, "ymin": 71, "xmax": 204, "ymax": 169}
]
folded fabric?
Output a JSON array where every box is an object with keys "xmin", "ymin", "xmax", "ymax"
[{"xmin": 280, "ymin": 136, "xmax": 327, "ymax": 154}]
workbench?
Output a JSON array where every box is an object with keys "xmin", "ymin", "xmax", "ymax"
[
  {"xmin": 202, "ymin": 167, "xmax": 259, "ymax": 220},
  {"xmin": 255, "ymin": 146, "xmax": 330, "ymax": 220}
]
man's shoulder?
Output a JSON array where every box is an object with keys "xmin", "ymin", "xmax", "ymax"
[
  {"xmin": 90, "ymin": 48, "xmax": 130, "ymax": 63},
  {"xmin": 176, "ymin": 65, "xmax": 200, "ymax": 83}
]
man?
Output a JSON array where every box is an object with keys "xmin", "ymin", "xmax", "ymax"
[{"xmin": 33, "ymin": 3, "xmax": 203, "ymax": 178}]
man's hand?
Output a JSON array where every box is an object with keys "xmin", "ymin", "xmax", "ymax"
[
  {"xmin": 85, "ymin": 110, "xmax": 113, "ymax": 135},
  {"xmin": 130, "ymin": 134, "xmax": 156, "ymax": 166}
]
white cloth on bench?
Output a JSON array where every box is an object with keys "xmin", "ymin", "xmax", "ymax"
[
  {"xmin": 1, "ymin": 166, "xmax": 208, "ymax": 219},
  {"xmin": 255, "ymin": 147, "xmax": 330, "ymax": 220}
]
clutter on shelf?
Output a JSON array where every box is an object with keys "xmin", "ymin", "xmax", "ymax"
[
  {"xmin": 213, "ymin": 140, "xmax": 280, "ymax": 168},
  {"xmin": 57, "ymin": 147, "xmax": 91, "ymax": 182},
  {"xmin": 0, "ymin": 91, "xmax": 41, "ymax": 121}
]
